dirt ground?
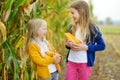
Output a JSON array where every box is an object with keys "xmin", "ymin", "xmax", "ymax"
[{"xmin": 90, "ymin": 34, "xmax": 120, "ymax": 80}]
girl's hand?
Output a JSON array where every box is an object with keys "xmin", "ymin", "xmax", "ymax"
[
  {"xmin": 71, "ymin": 43, "xmax": 88, "ymax": 51},
  {"xmin": 53, "ymin": 53, "xmax": 62, "ymax": 64},
  {"xmin": 66, "ymin": 40, "xmax": 76, "ymax": 48}
]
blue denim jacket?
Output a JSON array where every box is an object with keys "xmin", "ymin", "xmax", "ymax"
[{"xmin": 66, "ymin": 25, "xmax": 106, "ymax": 67}]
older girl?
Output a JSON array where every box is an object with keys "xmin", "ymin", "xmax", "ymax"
[{"xmin": 65, "ymin": 0, "xmax": 106, "ymax": 80}]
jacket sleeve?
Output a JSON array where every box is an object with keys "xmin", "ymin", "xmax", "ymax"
[
  {"xmin": 28, "ymin": 43, "xmax": 55, "ymax": 67},
  {"xmin": 47, "ymin": 41, "xmax": 62, "ymax": 61},
  {"xmin": 46, "ymin": 41, "xmax": 61, "ymax": 55},
  {"xmin": 87, "ymin": 28, "xmax": 106, "ymax": 52}
]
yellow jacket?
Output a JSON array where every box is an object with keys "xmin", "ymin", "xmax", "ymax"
[{"xmin": 27, "ymin": 42, "xmax": 61, "ymax": 78}]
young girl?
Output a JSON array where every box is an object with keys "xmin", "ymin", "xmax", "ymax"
[
  {"xmin": 26, "ymin": 19, "xmax": 62, "ymax": 80},
  {"xmin": 65, "ymin": 0, "xmax": 106, "ymax": 80}
]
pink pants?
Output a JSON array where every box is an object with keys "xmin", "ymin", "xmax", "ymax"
[{"xmin": 66, "ymin": 61, "xmax": 92, "ymax": 80}]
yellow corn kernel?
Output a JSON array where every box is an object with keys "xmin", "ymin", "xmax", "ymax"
[{"xmin": 64, "ymin": 32, "xmax": 81, "ymax": 44}]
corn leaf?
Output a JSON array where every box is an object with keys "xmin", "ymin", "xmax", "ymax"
[
  {"xmin": 0, "ymin": 63, "xmax": 2, "ymax": 72},
  {"xmin": 24, "ymin": 66, "xmax": 29, "ymax": 80},
  {"xmin": 5, "ymin": 0, "xmax": 14, "ymax": 11},
  {"xmin": 8, "ymin": 8, "xmax": 18, "ymax": 21},
  {"xmin": 15, "ymin": 0, "xmax": 29, "ymax": 8},
  {"xmin": 2, "ymin": 38, "xmax": 20, "ymax": 80}
]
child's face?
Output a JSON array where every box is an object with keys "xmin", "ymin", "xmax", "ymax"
[
  {"xmin": 70, "ymin": 8, "xmax": 80, "ymax": 23},
  {"xmin": 37, "ymin": 22, "xmax": 48, "ymax": 39}
]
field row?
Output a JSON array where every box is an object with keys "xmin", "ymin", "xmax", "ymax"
[{"xmin": 100, "ymin": 25, "xmax": 120, "ymax": 34}]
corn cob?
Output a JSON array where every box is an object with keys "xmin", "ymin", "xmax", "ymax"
[{"xmin": 64, "ymin": 32, "xmax": 81, "ymax": 44}]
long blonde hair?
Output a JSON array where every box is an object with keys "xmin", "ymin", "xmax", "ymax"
[
  {"xmin": 70, "ymin": 0, "xmax": 94, "ymax": 41},
  {"xmin": 26, "ymin": 19, "xmax": 46, "ymax": 47}
]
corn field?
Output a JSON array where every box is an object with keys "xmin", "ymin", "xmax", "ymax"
[
  {"xmin": 1, "ymin": 0, "xmax": 120, "ymax": 80},
  {"xmin": 0, "ymin": 0, "xmax": 72, "ymax": 80}
]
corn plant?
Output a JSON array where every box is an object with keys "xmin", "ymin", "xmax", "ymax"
[
  {"xmin": 0, "ymin": 0, "xmax": 95, "ymax": 79},
  {"xmin": 0, "ymin": 0, "xmax": 71, "ymax": 80}
]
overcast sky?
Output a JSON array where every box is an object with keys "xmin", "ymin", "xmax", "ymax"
[{"xmin": 85, "ymin": 0, "xmax": 120, "ymax": 21}]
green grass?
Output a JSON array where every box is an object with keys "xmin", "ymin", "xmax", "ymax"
[{"xmin": 100, "ymin": 26, "xmax": 120, "ymax": 34}]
